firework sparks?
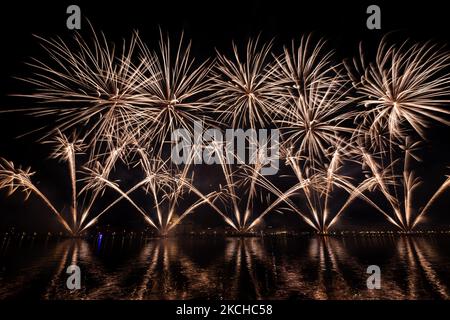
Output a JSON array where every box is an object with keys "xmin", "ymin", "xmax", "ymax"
[
  {"xmin": 134, "ymin": 31, "xmax": 213, "ymax": 154},
  {"xmin": 1, "ymin": 28, "xmax": 449, "ymax": 234},
  {"xmin": 84, "ymin": 147, "xmax": 228, "ymax": 235},
  {"xmin": 260, "ymin": 143, "xmax": 385, "ymax": 233},
  {"xmin": 0, "ymin": 132, "xmax": 129, "ymax": 235},
  {"xmin": 413, "ymin": 173, "xmax": 450, "ymax": 228},
  {"xmin": 272, "ymin": 35, "xmax": 337, "ymax": 99},
  {"xmin": 211, "ymin": 37, "xmax": 281, "ymax": 129},
  {"xmin": 356, "ymin": 137, "xmax": 450, "ymax": 232},
  {"xmin": 0, "ymin": 158, "xmax": 73, "ymax": 233},
  {"xmin": 197, "ymin": 137, "xmax": 306, "ymax": 233},
  {"xmin": 16, "ymin": 26, "xmax": 154, "ymax": 155},
  {"xmin": 347, "ymin": 38, "xmax": 450, "ymax": 142},
  {"xmin": 339, "ymin": 38, "xmax": 450, "ymax": 231},
  {"xmin": 275, "ymin": 77, "xmax": 356, "ymax": 162}
]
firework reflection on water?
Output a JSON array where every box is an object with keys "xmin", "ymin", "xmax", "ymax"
[{"xmin": 0, "ymin": 234, "xmax": 450, "ymax": 299}]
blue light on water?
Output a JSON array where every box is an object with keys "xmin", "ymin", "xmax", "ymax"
[{"xmin": 97, "ymin": 233, "xmax": 103, "ymax": 249}]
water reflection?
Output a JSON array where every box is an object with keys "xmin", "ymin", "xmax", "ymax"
[{"xmin": 0, "ymin": 235, "xmax": 450, "ymax": 299}]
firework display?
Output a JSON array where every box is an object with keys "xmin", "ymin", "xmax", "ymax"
[{"xmin": 0, "ymin": 28, "xmax": 449, "ymax": 235}]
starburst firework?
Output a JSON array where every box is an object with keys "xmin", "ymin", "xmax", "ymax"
[
  {"xmin": 0, "ymin": 28, "xmax": 449, "ymax": 235},
  {"xmin": 211, "ymin": 37, "xmax": 280, "ymax": 129},
  {"xmin": 347, "ymin": 38, "xmax": 450, "ymax": 142},
  {"xmin": 135, "ymin": 31, "xmax": 213, "ymax": 154},
  {"xmin": 16, "ymin": 26, "xmax": 155, "ymax": 155}
]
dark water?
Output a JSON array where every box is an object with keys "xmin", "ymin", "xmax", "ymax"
[{"xmin": 1, "ymin": 235, "xmax": 450, "ymax": 300}]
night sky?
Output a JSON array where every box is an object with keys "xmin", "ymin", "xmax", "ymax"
[{"xmin": 0, "ymin": 0, "xmax": 449, "ymax": 232}]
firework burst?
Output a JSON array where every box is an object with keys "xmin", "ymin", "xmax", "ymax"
[
  {"xmin": 84, "ymin": 147, "xmax": 226, "ymax": 235},
  {"xmin": 135, "ymin": 31, "xmax": 213, "ymax": 154},
  {"xmin": 2, "ymin": 28, "xmax": 450, "ymax": 234},
  {"xmin": 272, "ymin": 35, "xmax": 337, "ymax": 99},
  {"xmin": 255, "ymin": 142, "xmax": 384, "ymax": 233},
  {"xmin": 210, "ymin": 37, "xmax": 281, "ymax": 129},
  {"xmin": 347, "ymin": 38, "xmax": 450, "ymax": 142},
  {"xmin": 275, "ymin": 77, "xmax": 356, "ymax": 162},
  {"xmin": 16, "ymin": 25, "xmax": 154, "ymax": 155},
  {"xmin": 356, "ymin": 135, "xmax": 450, "ymax": 232},
  {"xmin": 0, "ymin": 131, "xmax": 129, "ymax": 235},
  {"xmin": 347, "ymin": 38, "xmax": 450, "ymax": 231},
  {"xmin": 199, "ymin": 137, "xmax": 297, "ymax": 233},
  {"xmin": 0, "ymin": 158, "xmax": 73, "ymax": 233}
]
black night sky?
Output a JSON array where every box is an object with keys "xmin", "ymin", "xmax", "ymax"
[{"xmin": 0, "ymin": 0, "xmax": 449, "ymax": 233}]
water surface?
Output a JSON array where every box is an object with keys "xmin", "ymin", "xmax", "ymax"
[{"xmin": 1, "ymin": 235, "xmax": 449, "ymax": 299}]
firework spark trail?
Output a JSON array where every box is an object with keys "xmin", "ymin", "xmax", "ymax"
[
  {"xmin": 345, "ymin": 38, "xmax": 450, "ymax": 231},
  {"xmin": 208, "ymin": 37, "xmax": 308, "ymax": 231},
  {"xmin": 0, "ymin": 158, "xmax": 73, "ymax": 233},
  {"xmin": 201, "ymin": 136, "xmax": 318, "ymax": 232},
  {"xmin": 0, "ymin": 132, "xmax": 131, "ymax": 235},
  {"xmin": 359, "ymin": 147, "xmax": 405, "ymax": 226},
  {"xmin": 356, "ymin": 137, "xmax": 450, "ymax": 231},
  {"xmin": 209, "ymin": 35, "xmax": 383, "ymax": 233},
  {"xmin": 272, "ymin": 35, "xmax": 355, "ymax": 163},
  {"xmin": 73, "ymin": 136, "xmax": 131, "ymax": 232},
  {"xmin": 80, "ymin": 170, "xmax": 159, "ymax": 232},
  {"xmin": 199, "ymin": 136, "xmax": 285, "ymax": 232},
  {"xmin": 148, "ymin": 145, "xmax": 238, "ymax": 232},
  {"xmin": 270, "ymin": 55, "xmax": 361, "ymax": 232},
  {"xmin": 326, "ymin": 151, "xmax": 403, "ymax": 230},
  {"xmin": 84, "ymin": 146, "xmax": 233, "ymax": 235},
  {"xmin": 326, "ymin": 148, "xmax": 403, "ymax": 230},
  {"xmin": 244, "ymin": 165, "xmax": 315, "ymax": 231},
  {"xmin": 262, "ymin": 144, "xmax": 386, "ymax": 233},
  {"xmin": 164, "ymin": 137, "xmax": 259, "ymax": 232},
  {"xmin": 47, "ymin": 131, "xmax": 85, "ymax": 231},
  {"xmin": 413, "ymin": 174, "xmax": 450, "ymax": 228},
  {"xmin": 78, "ymin": 142, "xmax": 127, "ymax": 228},
  {"xmin": 82, "ymin": 151, "xmax": 172, "ymax": 232}
]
